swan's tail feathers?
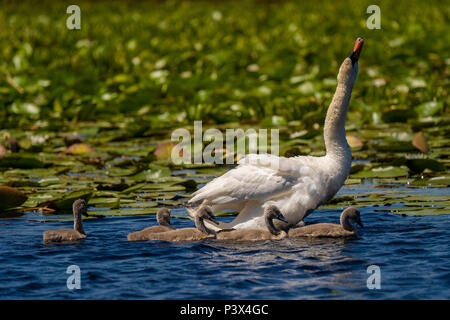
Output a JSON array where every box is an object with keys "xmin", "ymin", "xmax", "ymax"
[
  {"xmin": 188, "ymin": 195, "xmax": 200, "ymax": 204},
  {"xmin": 187, "ymin": 187, "xmax": 206, "ymax": 202}
]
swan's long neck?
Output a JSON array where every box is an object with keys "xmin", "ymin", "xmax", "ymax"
[
  {"xmin": 340, "ymin": 212, "xmax": 354, "ymax": 232},
  {"xmin": 195, "ymin": 216, "xmax": 216, "ymax": 236},
  {"xmin": 74, "ymin": 211, "xmax": 85, "ymax": 235},
  {"xmin": 323, "ymin": 82, "xmax": 353, "ymax": 162},
  {"xmin": 265, "ymin": 216, "xmax": 281, "ymax": 235}
]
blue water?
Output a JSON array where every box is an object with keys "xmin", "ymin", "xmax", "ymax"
[{"xmin": 0, "ymin": 197, "xmax": 449, "ymax": 299}]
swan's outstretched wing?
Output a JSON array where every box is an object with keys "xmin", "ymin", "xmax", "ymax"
[{"xmin": 189, "ymin": 154, "xmax": 313, "ymax": 205}]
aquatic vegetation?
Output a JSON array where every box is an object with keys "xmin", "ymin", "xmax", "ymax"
[{"xmin": 0, "ymin": 0, "xmax": 448, "ymax": 220}]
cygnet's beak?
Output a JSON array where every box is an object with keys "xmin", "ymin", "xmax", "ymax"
[
  {"xmin": 349, "ymin": 37, "xmax": 364, "ymax": 65},
  {"xmin": 277, "ymin": 213, "xmax": 289, "ymax": 224},
  {"xmin": 207, "ymin": 213, "xmax": 220, "ymax": 225},
  {"xmin": 357, "ymin": 219, "xmax": 364, "ymax": 228}
]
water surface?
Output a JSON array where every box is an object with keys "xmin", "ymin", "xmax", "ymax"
[{"xmin": 1, "ymin": 187, "xmax": 449, "ymax": 299}]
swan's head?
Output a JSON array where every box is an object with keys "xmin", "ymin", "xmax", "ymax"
[
  {"xmin": 73, "ymin": 199, "xmax": 88, "ymax": 217},
  {"xmin": 196, "ymin": 206, "xmax": 219, "ymax": 225},
  {"xmin": 156, "ymin": 208, "xmax": 171, "ymax": 226},
  {"xmin": 337, "ymin": 38, "xmax": 363, "ymax": 85},
  {"xmin": 342, "ymin": 207, "xmax": 363, "ymax": 228},
  {"xmin": 264, "ymin": 205, "xmax": 288, "ymax": 224}
]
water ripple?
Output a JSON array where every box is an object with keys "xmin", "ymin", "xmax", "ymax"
[{"xmin": 0, "ymin": 206, "xmax": 449, "ymax": 299}]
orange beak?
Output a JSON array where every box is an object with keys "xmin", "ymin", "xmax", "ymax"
[{"xmin": 353, "ymin": 38, "xmax": 364, "ymax": 60}]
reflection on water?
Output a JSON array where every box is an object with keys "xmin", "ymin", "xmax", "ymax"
[{"xmin": 0, "ymin": 204, "xmax": 449, "ymax": 299}]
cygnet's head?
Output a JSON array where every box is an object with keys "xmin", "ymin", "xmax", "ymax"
[
  {"xmin": 264, "ymin": 205, "xmax": 288, "ymax": 224},
  {"xmin": 343, "ymin": 207, "xmax": 363, "ymax": 228},
  {"xmin": 196, "ymin": 206, "xmax": 219, "ymax": 225},
  {"xmin": 337, "ymin": 38, "xmax": 363, "ymax": 86},
  {"xmin": 73, "ymin": 199, "xmax": 88, "ymax": 217},
  {"xmin": 156, "ymin": 208, "xmax": 171, "ymax": 226}
]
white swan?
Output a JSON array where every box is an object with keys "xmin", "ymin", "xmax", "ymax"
[{"xmin": 189, "ymin": 38, "xmax": 364, "ymax": 231}]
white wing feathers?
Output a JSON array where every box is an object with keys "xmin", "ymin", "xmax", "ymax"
[{"xmin": 188, "ymin": 154, "xmax": 309, "ymax": 205}]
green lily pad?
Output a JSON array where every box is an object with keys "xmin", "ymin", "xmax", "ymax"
[
  {"xmin": 0, "ymin": 186, "xmax": 28, "ymax": 211},
  {"xmin": 390, "ymin": 208, "xmax": 450, "ymax": 216},
  {"xmin": 351, "ymin": 166, "xmax": 408, "ymax": 178},
  {"xmin": 39, "ymin": 189, "xmax": 93, "ymax": 211},
  {"xmin": 415, "ymin": 101, "xmax": 443, "ymax": 117},
  {"xmin": 89, "ymin": 208, "xmax": 159, "ymax": 216},
  {"xmin": 406, "ymin": 159, "xmax": 445, "ymax": 173},
  {"xmin": 89, "ymin": 197, "xmax": 120, "ymax": 209},
  {"xmin": 130, "ymin": 166, "xmax": 171, "ymax": 181},
  {"xmin": 0, "ymin": 156, "xmax": 45, "ymax": 168}
]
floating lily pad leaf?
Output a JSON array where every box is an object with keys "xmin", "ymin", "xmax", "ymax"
[
  {"xmin": 387, "ymin": 208, "xmax": 450, "ymax": 216},
  {"xmin": 39, "ymin": 189, "xmax": 93, "ymax": 211},
  {"xmin": 79, "ymin": 157, "xmax": 105, "ymax": 168},
  {"xmin": 8, "ymin": 180, "xmax": 40, "ymax": 188},
  {"xmin": 381, "ymin": 108, "xmax": 417, "ymax": 123},
  {"xmin": 414, "ymin": 101, "xmax": 443, "ymax": 117},
  {"xmin": 350, "ymin": 164, "xmax": 366, "ymax": 174},
  {"xmin": 173, "ymin": 179, "xmax": 197, "ymax": 191},
  {"xmin": 410, "ymin": 178, "xmax": 429, "ymax": 186},
  {"xmin": 406, "ymin": 209, "xmax": 450, "ymax": 216},
  {"xmin": 406, "ymin": 159, "xmax": 445, "ymax": 173},
  {"xmin": 96, "ymin": 182, "xmax": 130, "ymax": 191},
  {"xmin": 344, "ymin": 178, "xmax": 362, "ymax": 185},
  {"xmin": 17, "ymin": 138, "xmax": 33, "ymax": 150},
  {"xmin": 38, "ymin": 177, "xmax": 61, "ymax": 187},
  {"xmin": 0, "ymin": 186, "xmax": 28, "ymax": 211},
  {"xmin": 64, "ymin": 143, "xmax": 96, "ymax": 155},
  {"xmin": 405, "ymin": 195, "xmax": 450, "ymax": 202},
  {"xmin": 371, "ymin": 142, "xmax": 417, "ymax": 153},
  {"xmin": 346, "ymin": 135, "xmax": 364, "ymax": 149},
  {"xmin": 108, "ymin": 167, "xmax": 137, "ymax": 177},
  {"xmin": 412, "ymin": 132, "xmax": 428, "ymax": 154},
  {"xmin": 154, "ymin": 141, "xmax": 177, "ymax": 160},
  {"xmin": 140, "ymin": 192, "xmax": 177, "ymax": 200},
  {"xmin": 426, "ymin": 176, "xmax": 450, "ymax": 186},
  {"xmin": 93, "ymin": 190, "xmax": 123, "ymax": 198},
  {"xmin": 141, "ymin": 184, "xmax": 185, "ymax": 192},
  {"xmin": 124, "ymin": 201, "xmax": 158, "ymax": 208},
  {"xmin": 182, "ymin": 163, "xmax": 218, "ymax": 170},
  {"xmin": 404, "ymin": 202, "xmax": 448, "ymax": 208},
  {"xmin": 0, "ymin": 156, "xmax": 45, "ymax": 168},
  {"xmin": 326, "ymin": 196, "xmax": 354, "ymax": 204},
  {"xmin": 130, "ymin": 166, "xmax": 171, "ymax": 181},
  {"xmin": 351, "ymin": 166, "xmax": 408, "ymax": 178},
  {"xmin": 157, "ymin": 199, "xmax": 185, "ymax": 206},
  {"xmin": 89, "ymin": 208, "xmax": 159, "ymax": 216},
  {"xmin": 121, "ymin": 183, "xmax": 146, "ymax": 194},
  {"xmin": 89, "ymin": 197, "xmax": 120, "ymax": 209}
]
